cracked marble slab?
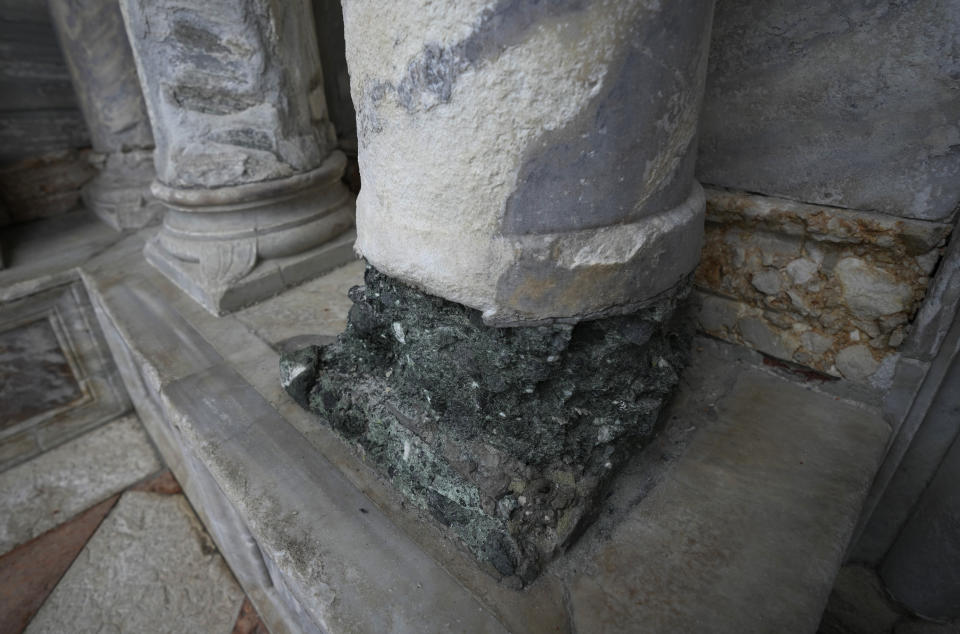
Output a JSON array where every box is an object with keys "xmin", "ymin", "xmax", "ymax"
[{"xmin": 26, "ymin": 491, "xmax": 244, "ymax": 634}]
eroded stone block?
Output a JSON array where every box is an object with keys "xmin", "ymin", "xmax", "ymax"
[
  {"xmin": 281, "ymin": 265, "xmax": 693, "ymax": 584},
  {"xmin": 695, "ymin": 189, "xmax": 953, "ymax": 385}
]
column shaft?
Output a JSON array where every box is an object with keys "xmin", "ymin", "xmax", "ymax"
[
  {"xmin": 344, "ymin": 0, "xmax": 714, "ymax": 324},
  {"xmin": 282, "ymin": 0, "xmax": 715, "ymax": 584},
  {"xmin": 48, "ymin": 0, "xmax": 161, "ymax": 230}
]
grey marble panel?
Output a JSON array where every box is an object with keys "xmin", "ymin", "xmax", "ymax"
[
  {"xmin": 0, "ymin": 278, "xmax": 129, "ymax": 471},
  {"xmin": 0, "ymin": 317, "xmax": 83, "ymax": 428}
]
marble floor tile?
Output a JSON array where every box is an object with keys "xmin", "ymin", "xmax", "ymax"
[
  {"xmin": 0, "ymin": 494, "xmax": 118, "ymax": 634},
  {"xmin": 0, "ymin": 414, "xmax": 160, "ymax": 553},
  {"xmin": 130, "ymin": 469, "xmax": 182, "ymax": 495},
  {"xmin": 26, "ymin": 491, "xmax": 245, "ymax": 634},
  {"xmin": 232, "ymin": 597, "xmax": 270, "ymax": 634}
]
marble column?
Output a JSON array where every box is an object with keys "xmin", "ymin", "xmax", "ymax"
[
  {"xmin": 345, "ymin": 0, "xmax": 714, "ymax": 325},
  {"xmin": 48, "ymin": 0, "xmax": 161, "ymax": 231},
  {"xmin": 282, "ymin": 0, "xmax": 715, "ymax": 584},
  {"xmin": 119, "ymin": 0, "xmax": 355, "ymax": 315}
]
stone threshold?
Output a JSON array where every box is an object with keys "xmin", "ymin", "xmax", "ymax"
[{"xmin": 78, "ymin": 229, "xmax": 892, "ymax": 633}]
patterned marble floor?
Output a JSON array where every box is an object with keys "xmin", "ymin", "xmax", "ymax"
[
  {"xmin": 0, "ymin": 414, "xmax": 270, "ymax": 634},
  {"xmin": 0, "ymin": 211, "xmax": 269, "ymax": 633}
]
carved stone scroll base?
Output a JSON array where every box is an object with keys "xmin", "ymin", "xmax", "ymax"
[
  {"xmin": 145, "ymin": 229, "xmax": 357, "ymax": 316},
  {"xmin": 145, "ymin": 151, "xmax": 356, "ymax": 315}
]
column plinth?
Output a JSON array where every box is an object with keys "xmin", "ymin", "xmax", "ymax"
[{"xmin": 49, "ymin": 0, "xmax": 160, "ymax": 231}]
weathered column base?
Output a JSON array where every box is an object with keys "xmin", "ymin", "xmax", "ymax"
[
  {"xmin": 83, "ymin": 149, "xmax": 163, "ymax": 231},
  {"xmin": 145, "ymin": 152, "xmax": 356, "ymax": 315},
  {"xmin": 281, "ymin": 265, "xmax": 693, "ymax": 585}
]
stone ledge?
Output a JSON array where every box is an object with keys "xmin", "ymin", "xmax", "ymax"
[{"xmin": 80, "ymin": 231, "xmax": 892, "ymax": 633}]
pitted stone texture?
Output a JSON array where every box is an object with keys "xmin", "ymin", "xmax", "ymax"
[
  {"xmin": 0, "ymin": 495, "xmax": 118, "ymax": 633},
  {"xmin": 120, "ymin": 0, "xmax": 336, "ymax": 189},
  {"xmin": 698, "ymin": 0, "xmax": 960, "ymax": 222},
  {"xmin": 26, "ymin": 491, "xmax": 244, "ymax": 634},
  {"xmin": 281, "ymin": 265, "xmax": 692, "ymax": 584},
  {"xmin": 695, "ymin": 189, "xmax": 952, "ymax": 385},
  {"xmin": 343, "ymin": 0, "xmax": 713, "ymax": 323},
  {"xmin": 0, "ymin": 415, "xmax": 160, "ymax": 553}
]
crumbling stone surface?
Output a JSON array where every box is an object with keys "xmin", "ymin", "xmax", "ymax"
[
  {"xmin": 281, "ymin": 265, "xmax": 692, "ymax": 584},
  {"xmin": 695, "ymin": 188, "xmax": 953, "ymax": 386}
]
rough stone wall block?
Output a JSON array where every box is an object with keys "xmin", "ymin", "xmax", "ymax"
[
  {"xmin": 119, "ymin": 0, "xmax": 356, "ymax": 315},
  {"xmin": 694, "ymin": 189, "xmax": 953, "ymax": 386},
  {"xmin": 48, "ymin": 0, "xmax": 162, "ymax": 231}
]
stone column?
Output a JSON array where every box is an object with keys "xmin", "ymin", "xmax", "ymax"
[
  {"xmin": 48, "ymin": 0, "xmax": 161, "ymax": 231},
  {"xmin": 346, "ymin": 0, "xmax": 713, "ymax": 325},
  {"xmin": 282, "ymin": 1, "xmax": 715, "ymax": 585},
  {"xmin": 119, "ymin": 0, "xmax": 355, "ymax": 315}
]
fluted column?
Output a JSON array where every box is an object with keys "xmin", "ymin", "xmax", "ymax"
[
  {"xmin": 48, "ymin": 0, "xmax": 161, "ymax": 231},
  {"xmin": 119, "ymin": 0, "xmax": 355, "ymax": 315}
]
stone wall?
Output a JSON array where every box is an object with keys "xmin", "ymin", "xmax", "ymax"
[
  {"xmin": 697, "ymin": 0, "xmax": 960, "ymax": 222},
  {"xmin": 694, "ymin": 0, "xmax": 960, "ymax": 386},
  {"xmin": 0, "ymin": 1, "xmax": 92, "ymax": 223},
  {"xmin": 0, "ymin": 1, "xmax": 89, "ymax": 162},
  {"xmin": 695, "ymin": 189, "xmax": 952, "ymax": 386}
]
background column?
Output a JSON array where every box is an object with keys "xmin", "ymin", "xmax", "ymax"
[
  {"xmin": 48, "ymin": 0, "xmax": 161, "ymax": 231},
  {"xmin": 120, "ymin": 0, "xmax": 355, "ymax": 315}
]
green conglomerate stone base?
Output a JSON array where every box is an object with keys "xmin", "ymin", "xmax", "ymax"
[{"xmin": 281, "ymin": 264, "xmax": 693, "ymax": 585}]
